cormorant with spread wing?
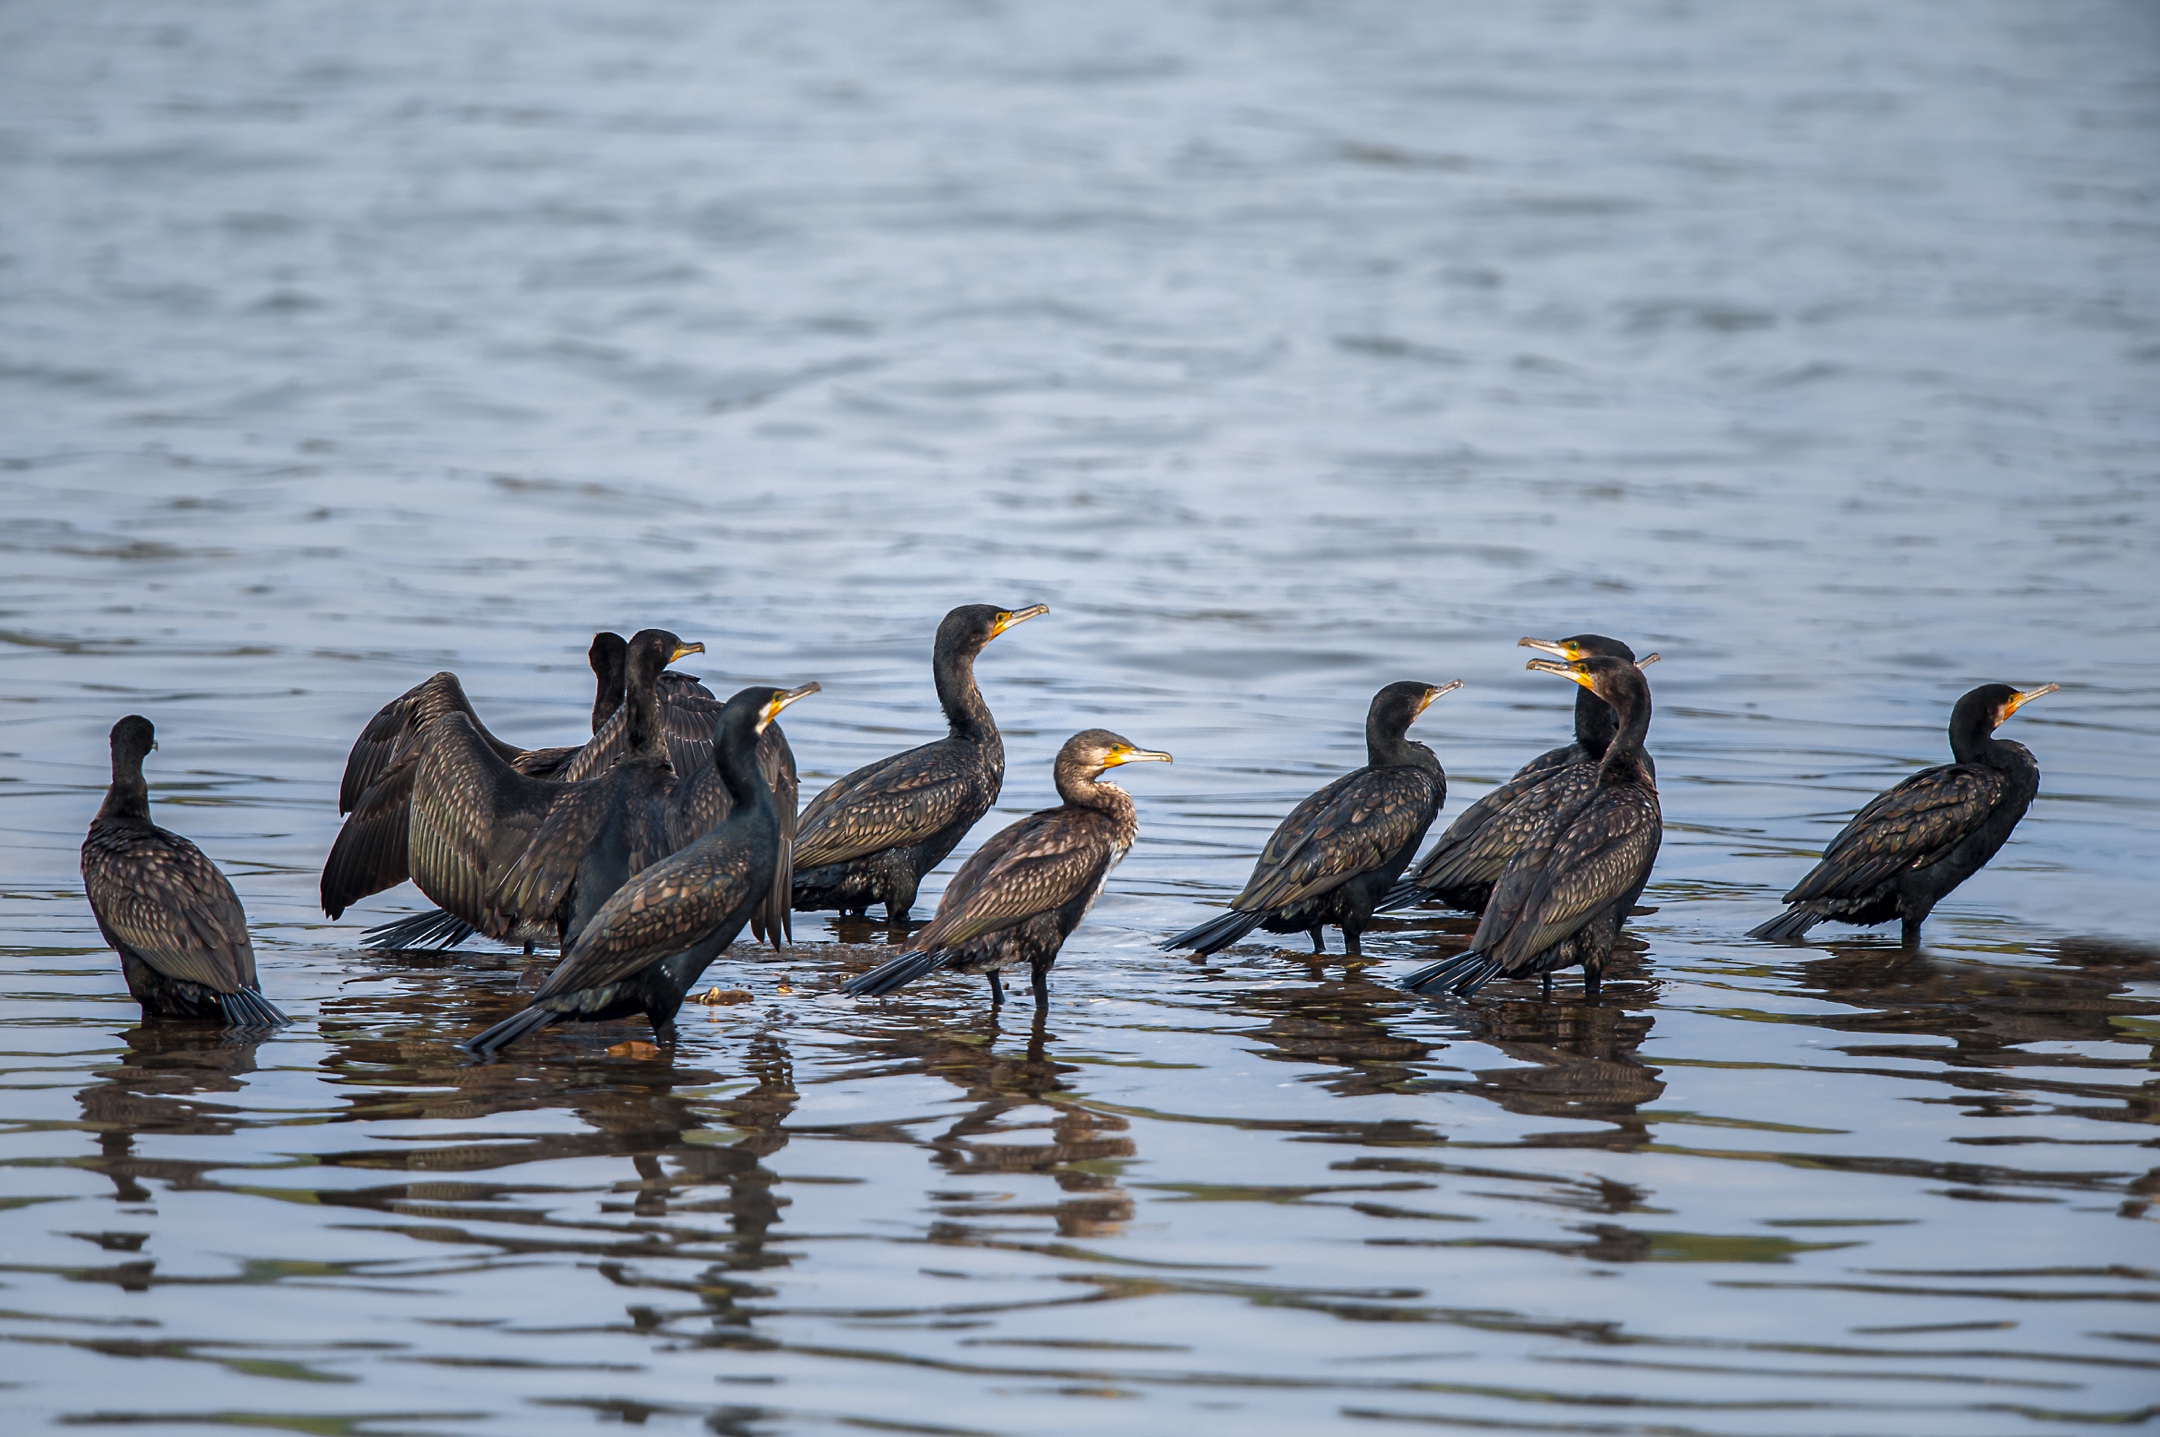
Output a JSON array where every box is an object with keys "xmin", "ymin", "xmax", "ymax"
[
  {"xmin": 1750, "ymin": 682, "xmax": 2057, "ymax": 945},
  {"xmin": 1404, "ymin": 655, "xmax": 1660, "ymax": 1000},
  {"xmin": 843, "ymin": 730, "xmax": 1170, "ymax": 1008},
  {"xmin": 1163, "ymin": 680, "xmax": 1460, "ymax": 959},
  {"xmin": 792, "ymin": 603, "xmax": 1046, "ymax": 926},
  {"xmin": 1385, "ymin": 635, "xmax": 1654, "ymax": 916},
  {"xmin": 463, "ymin": 683, "xmax": 817, "ymax": 1055},
  {"xmin": 82, "ymin": 716, "xmax": 287, "ymax": 1027}
]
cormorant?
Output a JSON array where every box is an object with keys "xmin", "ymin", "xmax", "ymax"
[
  {"xmin": 81, "ymin": 716, "xmax": 287, "ymax": 1027},
  {"xmin": 338, "ymin": 630, "xmax": 699, "ymax": 953},
  {"xmin": 1749, "ymin": 682, "xmax": 2058, "ymax": 945},
  {"xmin": 323, "ymin": 631, "xmax": 633, "ymax": 941},
  {"xmin": 791, "ymin": 603, "xmax": 1047, "ymax": 925},
  {"xmin": 1403, "ymin": 655, "xmax": 1660, "ymax": 1000},
  {"xmin": 843, "ymin": 729, "xmax": 1170, "ymax": 1008},
  {"xmin": 1162, "ymin": 680, "xmax": 1460, "ymax": 959},
  {"xmin": 1385, "ymin": 635, "xmax": 1654, "ymax": 916},
  {"xmin": 463, "ymin": 683, "xmax": 817, "ymax": 1056}
]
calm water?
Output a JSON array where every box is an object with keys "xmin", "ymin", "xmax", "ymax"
[{"xmin": 2, "ymin": 2, "xmax": 2158, "ymax": 1433}]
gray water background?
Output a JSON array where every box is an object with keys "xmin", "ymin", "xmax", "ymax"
[{"xmin": 1, "ymin": 2, "xmax": 2157, "ymax": 1433}]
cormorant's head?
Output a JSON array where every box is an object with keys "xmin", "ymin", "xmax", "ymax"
[
  {"xmin": 1369, "ymin": 679, "xmax": 1463, "ymax": 738},
  {"xmin": 1526, "ymin": 653, "xmax": 1649, "ymax": 710},
  {"xmin": 938, "ymin": 602, "xmax": 1049, "ymax": 658},
  {"xmin": 588, "ymin": 631, "xmax": 628, "ymax": 681},
  {"xmin": 713, "ymin": 683, "xmax": 819, "ymax": 750},
  {"xmin": 1957, "ymin": 682, "xmax": 2058, "ymax": 734},
  {"xmin": 109, "ymin": 714, "xmax": 157, "ymax": 767},
  {"xmin": 625, "ymin": 629, "xmax": 704, "ymax": 685},
  {"xmin": 1519, "ymin": 634, "xmax": 1658, "ymax": 668},
  {"xmin": 1059, "ymin": 728, "xmax": 1172, "ymax": 780}
]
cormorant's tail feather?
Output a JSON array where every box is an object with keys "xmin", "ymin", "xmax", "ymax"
[
  {"xmin": 219, "ymin": 986, "xmax": 289, "ymax": 1029},
  {"xmin": 1376, "ymin": 880, "xmax": 1427, "ymax": 914},
  {"xmin": 1159, "ymin": 907, "xmax": 1266, "ymax": 956},
  {"xmin": 1747, "ymin": 906, "xmax": 1821, "ymax": 943},
  {"xmin": 1402, "ymin": 948, "xmax": 1505, "ymax": 998},
  {"xmin": 462, "ymin": 1003, "xmax": 557, "ymax": 1058},
  {"xmin": 842, "ymin": 949, "xmax": 952, "ymax": 998},
  {"xmin": 364, "ymin": 908, "xmax": 475, "ymax": 951}
]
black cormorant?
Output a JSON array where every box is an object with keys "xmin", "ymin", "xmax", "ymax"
[
  {"xmin": 1163, "ymin": 680, "xmax": 1459, "ymax": 959},
  {"xmin": 843, "ymin": 729, "xmax": 1170, "ymax": 1008},
  {"xmin": 1749, "ymin": 682, "xmax": 2058, "ymax": 945},
  {"xmin": 1385, "ymin": 635, "xmax": 1654, "ymax": 916},
  {"xmin": 81, "ymin": 716, "xmax": 287, "ymax": 1027},
  {"xmin": 1403, "ymin": 656, "xmax": 1661, "ymax": 1000},
  {"xmin": 791, "ymin": 603, "xmax": 1047, "ymax": 925},
  {"xmin": 463, "ymin": 683, "xmax": 817, "ymax": 1056}
]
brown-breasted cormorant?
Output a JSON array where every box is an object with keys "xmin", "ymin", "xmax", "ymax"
[
  {"xmin": 1403, "ymin": 655, "xmax": 1661, "ymax": 1000},
  {"xmin": 82, "ymin": 716, "xmax": 287, "ymax": 1027},
  {"xmin": 463, "ymin": 683, "xmax": 817, "ymax": 1055},
  {"xmin": 843, "ymin": 729, "xmax": 1169, "ymax": 1008},
  {"xmin": 1749, "ymin": 682, "xmax": 2058, "ymax": 945},
  {"xmin": 791, "ymin": 603, "xmax": 1047, "ymax": 925},
  {"xmin": 1385, "ymin": 635, "xmax": 1655, "ymax": 916},
  {"xmin": 1162, "ymin": 680, "xmax": 1460, "ymax": 959}
]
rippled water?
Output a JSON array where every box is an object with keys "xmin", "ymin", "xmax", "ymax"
[{"xmin": 3, "ymin": 2, "xmax": 2158, "ymax": 1432}]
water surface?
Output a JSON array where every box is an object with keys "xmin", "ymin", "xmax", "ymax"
[{"xmin": 2, "ymin": 2, "xmax": 2157, "ymax": 1433}]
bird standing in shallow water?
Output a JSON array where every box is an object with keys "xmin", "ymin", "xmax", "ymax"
[
  {"xmin": 1163, "ymin": 680, "xmax": 1460, "ymax": 960},
  {"xmin": 791, "ymin": 603, "xmax": 1047, "ymax": 928},
  {"xmin": 1750, "ymin": 682, "xmax": 2058, "ymax": 946},
  {"xmin": 82, "ymin": 716, "xmax": 287, "ymax": 1028},
  {"xmin": 1386, "ymin": 635, "xmax": 1655, "ymax": 917},
  {"xmin": 1403, "ymin": 655, "xmax": 1661, "ymax": 1001},
  {"xmin": 463, "ymin": 683, "xmax": 818, "ymax": 1056},
  {"xmin": 843, "ymin": 730, "xmax": 1170, "ymax": 1009}
]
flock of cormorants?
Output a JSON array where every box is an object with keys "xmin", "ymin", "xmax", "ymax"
[{"xmin": 80, "ymin": 604, "xmax": 2058, "ymax": 1056}]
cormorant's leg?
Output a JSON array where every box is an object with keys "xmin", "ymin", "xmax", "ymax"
[
  {"xmin": 987, "ymin": 971, "xmax": 1004, "ymax": 1007},
  {"xmin": 1541, "ymin": 972, "xmax": 1552, "ymax": 1000},
  {"xmin": 1310, "ymin": 928, "xmax": 1325, "ymax": 954},
  {"xmin": 523, "ymin": 941, "xmax": 535, "ymax": 956},
  {"xmin": 1031, "ymin": 964, "xmax": 1049, "ymax": 1009},
  {"xmin": 1344, "ymin": 926, "xmax": 1362, "ymax": 958},
  {"xmin": 1582, "ymin": 962, "xmax": 1601, "ymax": 1000},
  {"xmin": 1901, "ymin": 914, "xmax": 1922, "ymax": 948}
]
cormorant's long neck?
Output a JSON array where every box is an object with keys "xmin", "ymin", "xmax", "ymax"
[
  {"xmin": 1574, "ymin": 686, "xmax": 1618, "ymax": 761},
  {"xmin": 718, "ymin": 722, "xmax": 777, "ymax": 835},
  {"xmin": 1599, "ymin": 687, "xmax": 1654, "ymax": 787},
  {"xmin": 591, "ymin": 654, "xmax": 627, "ymax": 735},
  {"xmin": 1948, "ymin": 711, "xmax": 2016, "ymax": 770},
  {"xmin": 1365, "ymin": 715, "xmax": 1431, "ymax": 771},
  {"xmin": 933, "ymin": 642, "xmax": 994, "ymax": 741},
  {"xmin": 1054, "ymin": 764, "xmax": 1130, "ymax": 816},
  {"xmin": 100, "ymin": 750, "xmax": 150, "ymax": 823},
  {"xmin": 625, "ymin": 661, "xmax": 663, "ymax": 760}
]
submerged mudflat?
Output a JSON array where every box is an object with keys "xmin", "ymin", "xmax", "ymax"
[{"xmin": 1, "ymin": 1, "xmax": 2156, "ymax": 1433}]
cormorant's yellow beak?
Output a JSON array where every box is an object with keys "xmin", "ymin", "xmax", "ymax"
[
  {"xmin": 1636, "ymin": 653, "xmax": 1660, "ymax": 668},
  {"xmin": 758, "ymin": 682, "xmax": 820, "ymax": 732},
  {"xmin": 671, "ymin": 641, "xmax": 705, "ymax": 663},
  {"xmin": 1415, "ymin": 679, "xmax": 1465, "ymax": 716},
  {"xmin": 2001, "ymin": 683, "xmax": 2058, "ymax": 722},
  {"xmin": 1104, "ymin": 744, "xmax": 1172, "ymax": 767},
  {"xmin": 1526, "ymin": 657, "xmax": 1596, "ymax": 691},
  {"xmin": 990, "ymin": 604, "xmax": 1049, "ymax": 638},
  {"xmin": 1519, "ymin": 637, "xmax": 1580, "ymax": 661}
]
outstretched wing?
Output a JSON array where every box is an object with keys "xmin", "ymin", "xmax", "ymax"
[
  {"xmin": 1233, "ymin": 767, "xmax": 1439, "ymax": 912},
  {"xmin": 337, "ymin": 672, "xmax": 526, "ymax": 814},
  {"xmin": 84, "ymin": 829, "xmax": 257, "ymax": 993},
  {"xmin": 1481, "ymin": 786, "xmax": 1661, "ymax": 971},
  {"xmin": 909, "ymin": 811, "xmax": 1114, "ymax": 954},
  {"xmin": 321, "ymin": 749, "xmax": 420, "ymax": 918},
  {"xmin": 1785, "ymin": 763, "xmax": 2007, "ymax": 904},
  {"xmin": 792, "ymin": 742, "xmax": 983, "ymax": 870},
  {"xmin": 405, "ymin": 714, "xmax": 561, "ymax": 938}
]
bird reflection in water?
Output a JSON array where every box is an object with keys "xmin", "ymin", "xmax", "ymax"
[{"xmin": 77, "ymin": 1025, "xmax": 266, "ymax": 1207}]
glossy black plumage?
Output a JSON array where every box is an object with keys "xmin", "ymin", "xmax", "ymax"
[
  {"xmin": 81, "ymin": 716, "xmax": 287, "ymax": 1027},
  {"xmin": 464, "ymin": 684, "xmax": 817, "ymax": 1056},
  {"xmin": 322, "ymin": 632, "xmax": 632, "ymax": 928},
  {"xmin": 845, "ymin": 729, "xmax": 1170, "ymax": 1008},
  {"xmin": 1386, "ymin": 635, "xmax": 1654, "ymax": 916},
  {"xmin": 1405, "ymin": 657, "xmax": 1661, "ymax": 1000},
  {"xmin": 1750, "ymin": 682, "xmax": 2057, "ymax": 945},
  {"xmin": 1164, "ymin": 680, "xmax": 1458, "ymax": 960},
  {"xmin": 791, "ymin": 603, "xmax": 1046, "ymax": 925}
]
